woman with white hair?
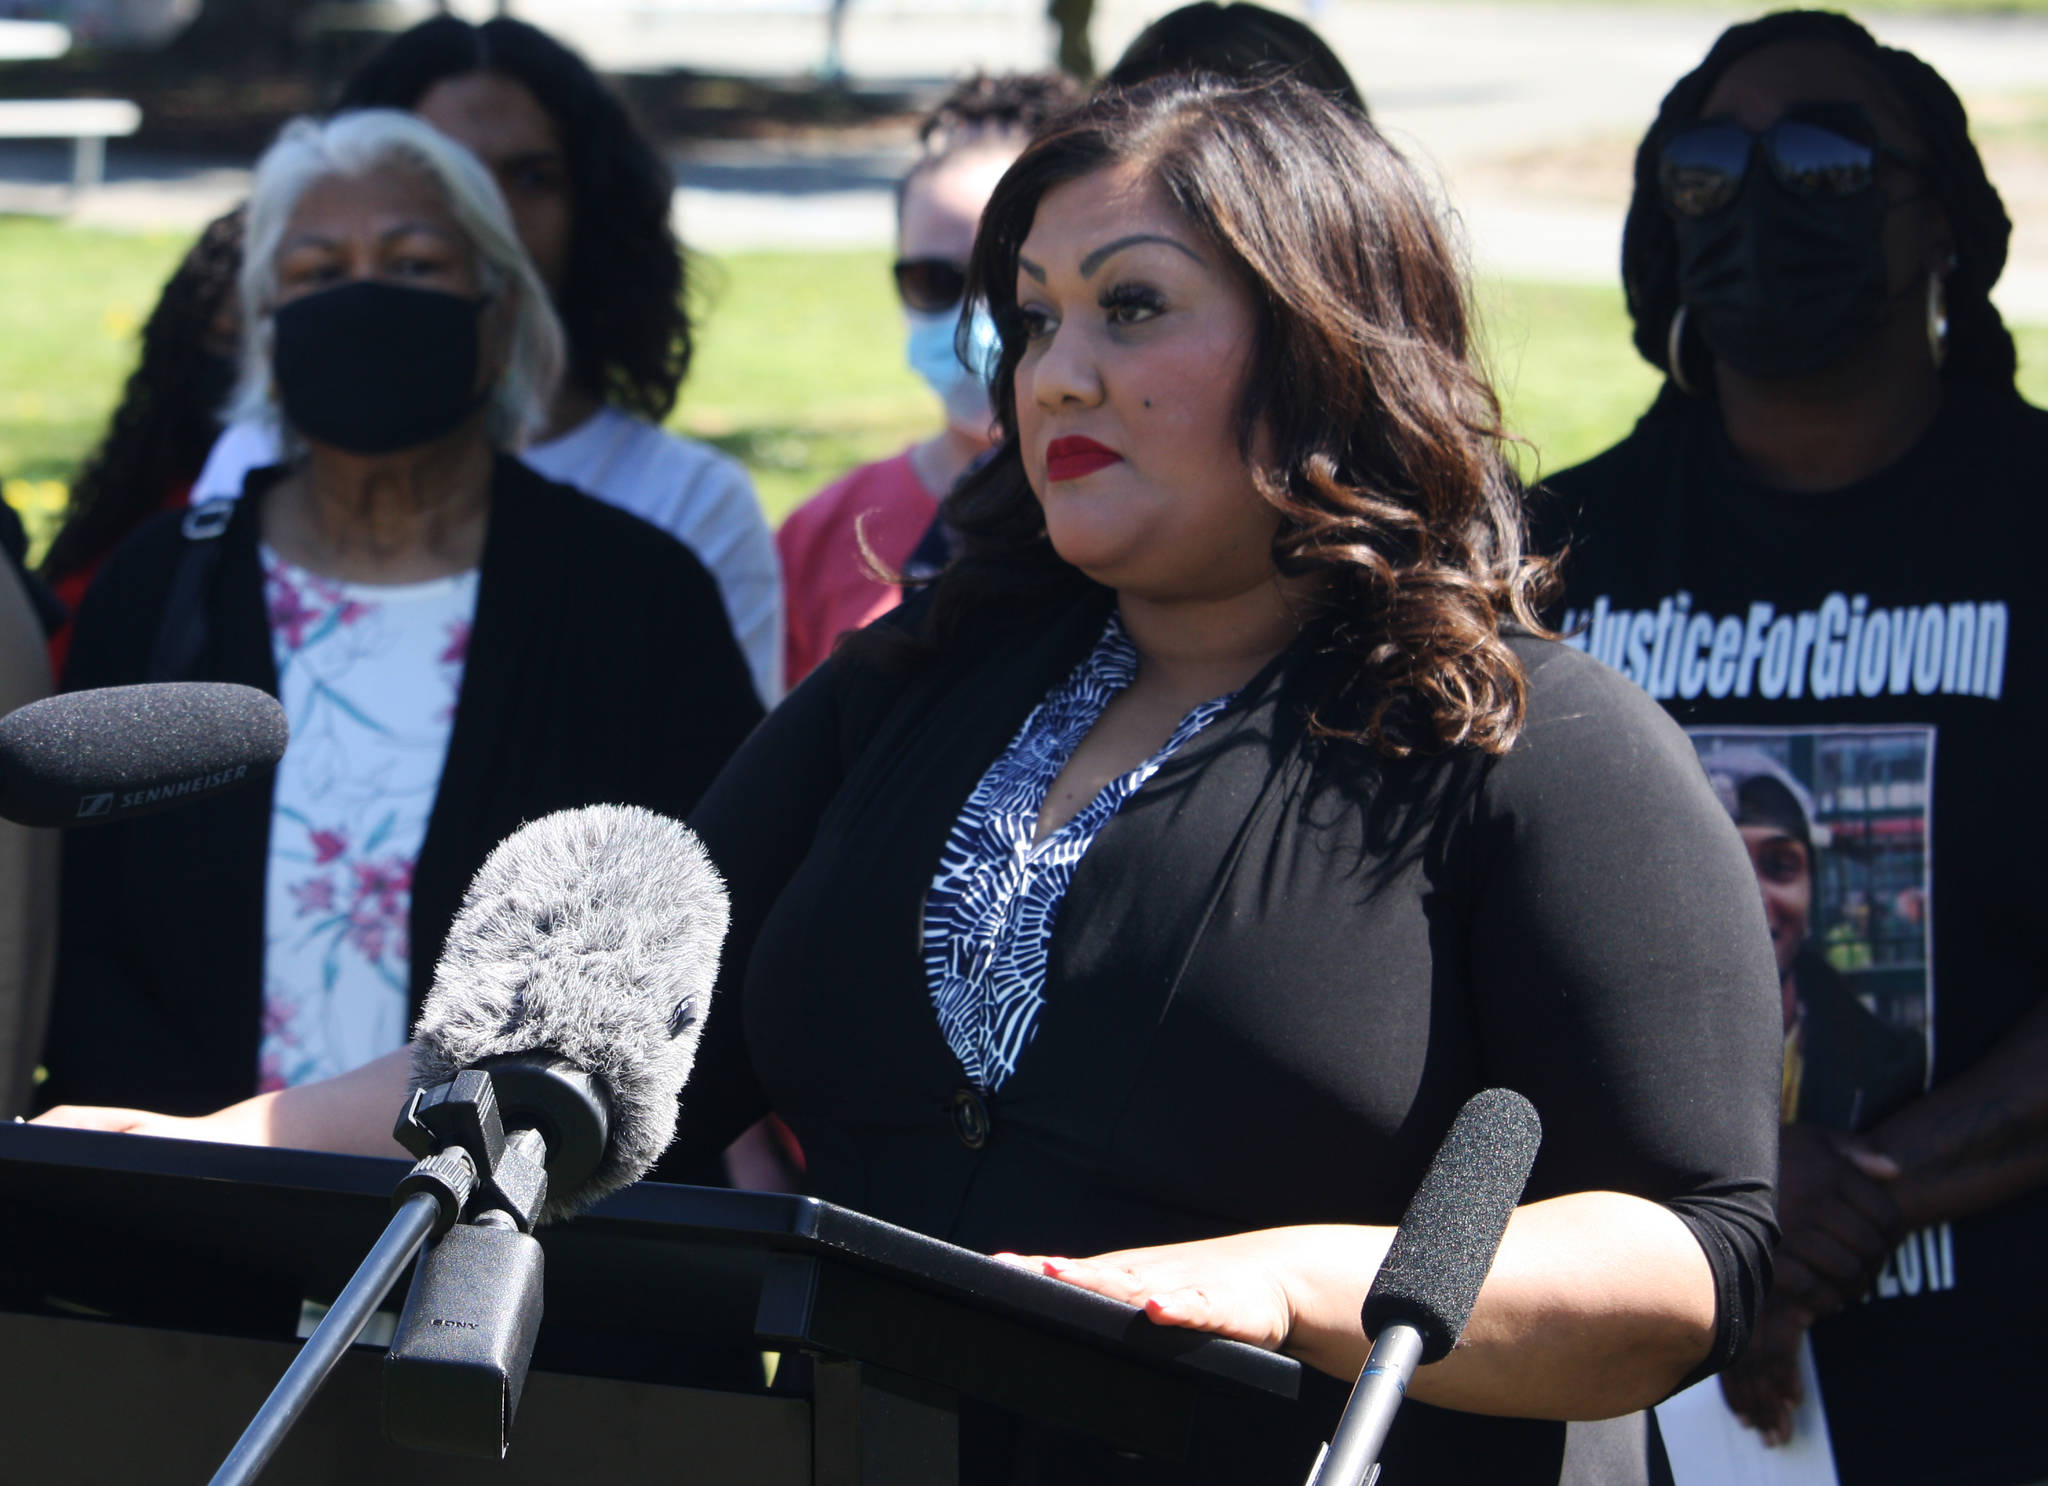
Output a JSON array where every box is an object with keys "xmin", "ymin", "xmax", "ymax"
[{"xmin": 37, "ymin": 110, "xmax": 762, "ymax": 1117}]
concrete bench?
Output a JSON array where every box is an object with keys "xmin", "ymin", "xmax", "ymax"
[
  {"xmin": 0, "ymin": 98, "xmax": 143, "ymax": 192},
  {"xmin": 0, "ymin": 19, "xmax": 70, "ymax": 63}
]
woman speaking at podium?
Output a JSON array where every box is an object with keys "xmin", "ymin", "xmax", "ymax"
[{"xmin": 43, "ymin": 79, "xmax": 1783, "ymax": 1484}]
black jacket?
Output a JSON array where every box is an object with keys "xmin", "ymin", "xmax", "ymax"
[
  {"xmin": 668, "ymin": 587, "xmax": 1783, "ymax": 1484},
  {"xmin": 40, "ymin": 457, "xmax": 763, "ymax": 1116}
]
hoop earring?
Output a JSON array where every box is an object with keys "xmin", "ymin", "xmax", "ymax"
[
  {"xmin": 1925, "ymin": 269, "xmax": 1950, "ymax": 371},
  {"xmin": 1666, "ymin": 306, "xmax": 1697, "ymax": 397}
]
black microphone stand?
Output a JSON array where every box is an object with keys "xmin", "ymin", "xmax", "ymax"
[
  {"xmin": 205, "ymin": 1083, "xmax": 490, "ymax": 1486},
  {"xmin": 206, "ymin": 1192, "xmax": 445, "ymax": 1486},
  {"xmin": 205, "ymin": 1065, "xmax": 587, "ymax": 1484}
]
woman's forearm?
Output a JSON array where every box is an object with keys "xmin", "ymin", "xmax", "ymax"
[
  {"xmin": 1036, "ymin": 1191, "xmax": 1719, "ymax": 1423},
  {"xmin": 253, "ymin": 1045, "xmax": 417, "ymax": 1156},
  {"xmin": 1382, "ymin": 1191, "xmax": 1716, "ymax": 1418},
  {"xmin": 37, "ymin": 1046, "xmax": 418, "ymax": 1157}
]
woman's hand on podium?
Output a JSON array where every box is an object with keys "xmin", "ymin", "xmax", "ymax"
[
  {"xmin": 996, "ymin": 1224, "xmax": 1392, "ymax": 1366},
  {"xmin": 999, "ymin": 1235, "xmax": 1290, "ymax": 1350}
]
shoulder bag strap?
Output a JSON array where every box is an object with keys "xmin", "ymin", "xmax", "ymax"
[{"xmin": 144, "ymin": 498, "xmax": 236, "ymax": 683}]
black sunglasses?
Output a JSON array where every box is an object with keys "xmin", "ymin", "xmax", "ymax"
[
  {"xmin": 1658, "ymin": 104, "xmax": 1920, "ymax": 219},
  {"xmin": 893, "ymin": 257, "xmax": 969, "ymax": 314}
]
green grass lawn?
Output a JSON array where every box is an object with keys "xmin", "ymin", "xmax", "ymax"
[
  {"xmin": 4, "ymin": 216, "xmax": 2045, "ymax": 558},
  {"xmin": 680, "ymin": 246, "xmax": 932, "ymax": 522},
  {"xmin": 0, "ymin": 219, "xmax": 194, "ymax": 548}
]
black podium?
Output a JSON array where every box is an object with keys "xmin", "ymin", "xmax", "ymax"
[{"xmin": 0, "ymin": 1123, "xmax": 1300, "ymax": 1483}]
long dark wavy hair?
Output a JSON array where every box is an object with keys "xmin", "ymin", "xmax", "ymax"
[
  {"xmin": 918, "ymin": 76, "xmax": 1553, "ymax": 759},
  {"xmin": 43, "ymin": 207, "xmax": 244, "ymax": 586},
  {"xmin": 339, "ymin": 16, "xmax": 692, "ymax": 420},
  {"xmin": 1624, "ymin": 9, "xmax": 2015, "ymax": 399}
]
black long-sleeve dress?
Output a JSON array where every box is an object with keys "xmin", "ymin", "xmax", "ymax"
[{"xmin": 662, "ymin": 584, "xmax": 1784, "ymax": 1485}]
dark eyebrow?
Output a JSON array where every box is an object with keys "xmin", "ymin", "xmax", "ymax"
[
  {"xmin": 1018, "ymin": 254, "xmax": 1046, "ymax": 283},
  {"xmin": 1080, "ymin": 233, "xmax": 1202, "ymax": 277}
]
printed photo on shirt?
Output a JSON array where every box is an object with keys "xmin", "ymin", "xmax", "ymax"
[{"xmin": 1690, "ymin": 726, "xmax": 1934, "ymax": 1134}]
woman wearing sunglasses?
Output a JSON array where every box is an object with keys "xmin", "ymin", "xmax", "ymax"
[
  {"xmin": 776, "ymin": 73, "xmax": 1080, "ymax": 686},
  {"xmin": 1539, "ymin": 13, "xmax": 2046, "ymax": 1485}
]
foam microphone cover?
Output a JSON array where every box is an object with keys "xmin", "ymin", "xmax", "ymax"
[
  {"xmin": 1360, "ymin": 1088, "xmax": 1542, "ymax": 1365},
  {"xmin": 410, "ymin": 805, "xmax": 729, "ymax": 1222},
  {"xmin": 0, "ymin": 682, "xmax": 289, "ymax": 828}
]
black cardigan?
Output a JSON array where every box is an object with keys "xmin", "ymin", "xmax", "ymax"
[
  {"xmin": 40, "ymin": 457, "xmax": 763, "ymax": 1116},
  {"xmin": 667, "ymin": 587, "xmax": 1784, "ymax": 1485}
]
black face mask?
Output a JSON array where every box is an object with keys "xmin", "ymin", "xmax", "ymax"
[
  {"xmin": 1673, "ymin": 170, "xmax": 1892, "ymax": 380},
  {"xmin": 271, "ymin": 280, "xmax": 490, "ymax": 455}
]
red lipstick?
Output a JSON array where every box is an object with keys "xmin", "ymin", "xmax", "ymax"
[{"xmin": 1045, "ymin": 436, "xmax": 1123, "ymax": 482}]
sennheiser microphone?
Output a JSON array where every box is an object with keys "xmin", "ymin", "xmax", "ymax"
[
  {"xmin": 0, "ymin": 682, "xmax": 289, "ymax": 827},
  {"xmin": 208, "ymin": 805, "xmax": 730, "ymax": 1485},
  {"xmin": 1307, "ymin": 1088, "xmax": 1543, "ymax": 1486}
]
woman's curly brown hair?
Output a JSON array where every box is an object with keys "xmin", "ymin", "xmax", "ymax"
[{"xmin": 922, "ymin": 75, "xmax": 1554, "ymax": 758}]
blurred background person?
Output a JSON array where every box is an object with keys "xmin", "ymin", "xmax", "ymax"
[
  {"xmin": 1103, "ymin": 0, "xmax": 1367, "ymax": 114},
  {"xmin": 38, "ymin": 110, "xmax": 760, "ymax": 1124},
  {"xmin": 190, "ymin": 17, "xmax": 784, "ymax": 704},
  {"xmin": 37, "ymin": 209, "xmax": 245, "ymax": 676},
  {"xmin": 776, "ymin": 72, "xmax": 1079, "ymax": 687},
  {"xmin": 1538, "ymin": 12, "xmax": 2047, "ymax": 1483}
]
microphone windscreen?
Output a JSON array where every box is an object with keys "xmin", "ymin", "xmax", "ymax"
[
  {"xmin": 0, "ymin": 682, "xmax": 289, "ymax": 828},
  {"xmin": 1360, "ymin": 1087, "xmax": 1542, "ymax": 1365},
  {"xmin": 410, "ymin": 805, "xmax": 729, "ymax": 1221}
]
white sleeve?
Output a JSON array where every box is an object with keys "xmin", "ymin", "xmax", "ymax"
[
  {"xmin": 191, "ymin": 419, "xmax": 285, "ymax": 502},
  {"xmin": 676, "ymin": 455, "xmax": 784, "ymax": 706}
]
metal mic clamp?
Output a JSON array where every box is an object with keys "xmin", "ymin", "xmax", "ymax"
[{"xmin": 392, "ymin": 1070, "xmax": 549, "ymax": 1234}]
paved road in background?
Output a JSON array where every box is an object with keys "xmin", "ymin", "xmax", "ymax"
[{"xmin": 2, "ymin": 1, "xmax": 2044, "ymax": 316}]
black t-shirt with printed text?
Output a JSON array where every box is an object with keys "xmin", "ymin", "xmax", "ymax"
[{"xmin": 1541, "ymin": 389, "xmax": 2048, "ymax": 1486}]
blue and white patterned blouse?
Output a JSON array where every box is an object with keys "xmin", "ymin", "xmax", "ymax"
[{"xmin": 923, "ymin": 614, "xmax": 1237, "ymax": 1091}]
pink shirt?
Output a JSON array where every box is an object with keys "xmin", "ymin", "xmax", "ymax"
[{"xmin": 778, "ymin": 449, "xmax": 938, "ymax": 686}]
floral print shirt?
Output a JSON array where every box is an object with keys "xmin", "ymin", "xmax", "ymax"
[{"xmin": 258, "ymin": 546, "xmax": 478, "ymax": 1092}]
